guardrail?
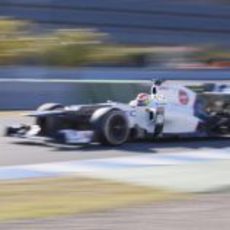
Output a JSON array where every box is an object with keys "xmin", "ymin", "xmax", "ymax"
[
  {"xmin": 0, "ymin": 67, "xmax": 230, "ymax": 80},
  {"xmin": 0, "ymin": 67, "xmax": 229, "ymax": 110},
  {"xmin": 0, "ymin": 81, "xmax": 150, "ymax": 110}
]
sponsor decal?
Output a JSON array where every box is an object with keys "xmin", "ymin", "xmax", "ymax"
[
  {"xmin": 129, "ymin": 110, "xmax": 137, "ymax": 117},
  {"xmin": 179, "ymin": 90, "xmax": 189, "ymax": 105}
]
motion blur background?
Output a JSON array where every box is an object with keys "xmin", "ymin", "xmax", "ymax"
[
  {"xmin": 0, "ymin": 1, "xmax": 230, "ymax": 228},
  {"xmin": 0, "ymin": 0, "xmax": 229, "ymax": 109}
]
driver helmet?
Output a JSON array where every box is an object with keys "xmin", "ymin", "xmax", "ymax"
[{"xmin": 136, "ymin": 93, "xmax": 150, "ymax": 106}]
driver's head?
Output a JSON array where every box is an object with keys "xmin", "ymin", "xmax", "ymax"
[{"xmin": 136, "ymin": 93, "xmax": 150, "ymax": 106}]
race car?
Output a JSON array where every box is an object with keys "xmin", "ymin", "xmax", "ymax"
[
  {"xmin": 197, "ymin": 83, "xmax": 230, "ymax": 135},
  {"xmin": 5, "ymin": 81, "xmax": 230, "ymax": 146}
]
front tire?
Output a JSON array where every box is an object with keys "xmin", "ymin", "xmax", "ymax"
[{"xmin": 92, "ymin": 110, "xmax": 130, "ymax": 146}]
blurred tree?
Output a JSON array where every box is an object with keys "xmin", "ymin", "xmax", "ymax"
[
  {"xmin": 0, "ymin": 18, "xmax": 150, "ymax": 67},
  {"xmin": 2, "ymin": 18, "xmax": 229, "ymax": 68},
  {"xmin": 40, "ymin": 29, "xmax": 106, "ymax": 66},
  {"xmin": 0, "ymin": 19, "xmax": 109, "ymax": 66},
  {"xmin": 0, "ymin": 19, "xmax": 34, "ymax": 64}
]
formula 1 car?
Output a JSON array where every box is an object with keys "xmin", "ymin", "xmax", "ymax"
[{"xmin": 5, "ymin": 81, "xmax": 230, "ymax": 146}]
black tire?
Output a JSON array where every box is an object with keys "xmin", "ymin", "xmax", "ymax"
[
  {"xmin": 36, "ymin": 103, "xmax": 64, "ymax": 136},
  {"xmin": 92, "ymin": 110, "xmax": 129, "ymax": 146}
]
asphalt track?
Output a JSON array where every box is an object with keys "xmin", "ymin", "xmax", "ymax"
[
  {"xmin": 0, "ymin": 115, "xmax": 229, "ymax": 166},
  {"xmin": 1, "ymin": 114, "xmax": 230, "ymax": 230}
]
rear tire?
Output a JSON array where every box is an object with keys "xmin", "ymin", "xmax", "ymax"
[{"xmin": 91, "ymin": 110, "xmax": 129, "ymax": 146}]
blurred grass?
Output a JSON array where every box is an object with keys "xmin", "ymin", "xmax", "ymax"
[
  {"xmin": 2, "ymin": 18, "xmax": 230, "ymax": 68},
  {"xmin": 0, "ymin": 111, "xmax": 32, "ymax": 119},
  {"xmin": 0, "ymin": 177, "xmax": 180, "ymax": 221},
  {"xmin": 0, "ymin": 111, "xmax": 27, "ymax": 116}
]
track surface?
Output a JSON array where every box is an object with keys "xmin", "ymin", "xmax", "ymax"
[
  {"xmin": 0, "ymin": 115, "xmax": 229, "ymax": 166},
  {"xmin": 1, "ymin": 115, "xmax": 230, "ymax": 229}
]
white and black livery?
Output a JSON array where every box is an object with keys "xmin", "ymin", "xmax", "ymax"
[{"xmin": 5, "ymin": 81, "xmax": 230, "ymax": 145}]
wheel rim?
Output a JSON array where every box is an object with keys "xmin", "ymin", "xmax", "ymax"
[{"xmin": 108, "ymin": 115, "xmax": 128, "ymax": 143}]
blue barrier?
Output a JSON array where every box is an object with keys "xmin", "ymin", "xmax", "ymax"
[
  {"xmin": 0, "ymin": 67, "xmax": 229, "ymax": 80},
  {"xmin": 0, "ymin": 67, "xmax": 229, "ymax": 110}
]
